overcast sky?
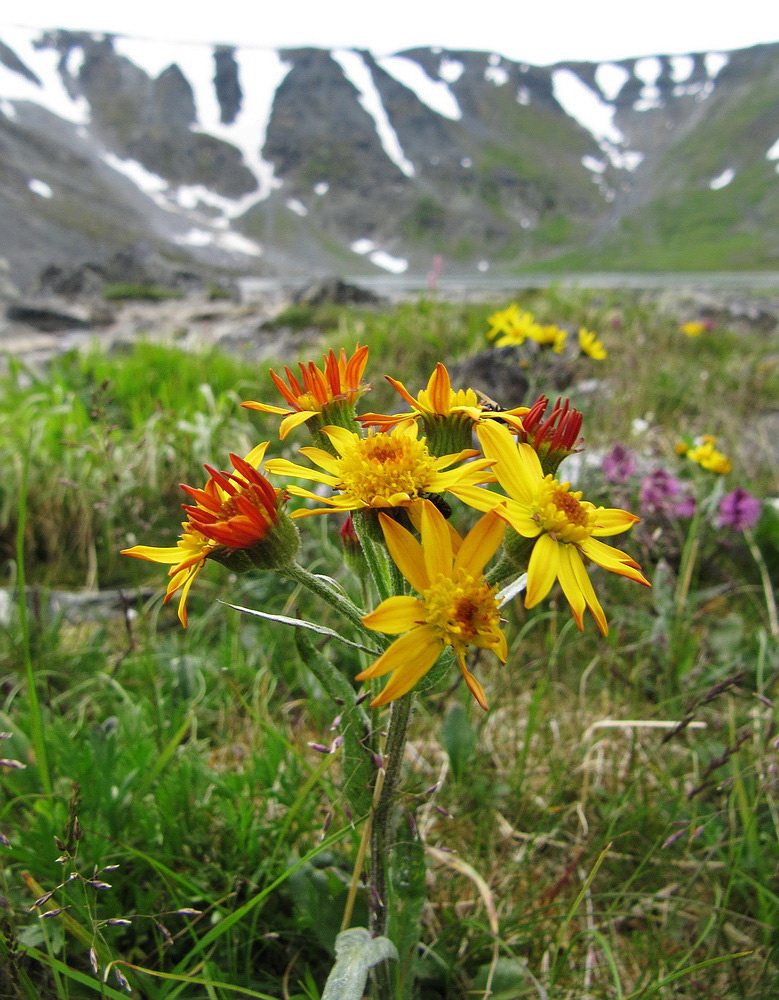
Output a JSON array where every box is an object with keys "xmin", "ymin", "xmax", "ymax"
[{"xmin": 5, "ymin": 1, "xmax": 779, "ymax": 65}]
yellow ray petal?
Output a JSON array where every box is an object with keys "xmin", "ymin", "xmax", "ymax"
[
  {"xmin": 578, "ymin": 537, "xmax": 650, "ymax": 586},
  {"xmin": 278, "ymin": 410, "xmax": 319, "ymax": 439},
  {"xmin": 362, "ymin": 595, "xmax": 423, "ymax": 634},
  {"xmin": 477, "ymin": 422, "xmax": 540, "ymax": 502},
  {"xmin": 459, "ymin": 660, "xmax": 489, "ymax": 710},
  {"xmin": 355, "ymin": 626, "xmax": 440, "ymax": 682},
  {"xmin": 241, "ymin": 401, "xmax": 289, "ymax": 415},
  {"xmin": 243, "ymin": 442, "xmax": 270, "ymax": 467},
  {"xmin": 591, "ymin": 507, "xmax": 641, "ymax": 537},
  {"xmin": 567, "ymin": 544, "xmax": 608, "ymax": 634},
  {"xmin": 454, "ymin": 510, "xmax": 506, "ymax": 576},
  {"xmin": 420, "ymin": 500, "xmax": 452, "ymax": 581},
  {"xmin": 525, "ymin": 533, "xmax": 561, "ymax": 608},
  {"xmin": 555, "ymin": 544, "xmax": 587, "ymax": 631},
  {"xmin": 428, "ymin": 363, "xmax": 452, "ymax": 412},
  {"xmin": 264, "ymin": 458, "xmax": 338, "ymax": 486},
  {"xmin": 321, "ymin": 425, "xmax": 361, "ymax": 453},
  {"xmin": 368, "ymin": 635, "xmax": 443, "ymax": 705},
  {"xmin": 378, "ymin": 514, "xmax": 429, "ymax": 592},
  {"xmin": 121, "ymin": 544, "xmax": 189, "ymax": 565}
]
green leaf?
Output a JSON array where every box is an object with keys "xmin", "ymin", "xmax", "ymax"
[
  {"xmin": 321, "ymin": 928, "xmax": 398, "ymax": 1000},
  {"xmin": 223, "ymin": 604, "xmax": 380, "ymax": 654}
]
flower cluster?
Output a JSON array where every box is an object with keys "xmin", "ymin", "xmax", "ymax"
[
  {"xmin": 487, "ymin": 305, "xmax": 607, "ymax": 360},
  {"xmin": 124, "ymin": 345, "xmax": 648, "ymax": 709}
]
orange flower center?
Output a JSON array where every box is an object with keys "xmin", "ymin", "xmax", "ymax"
[
  {"xmin": 423, "ymin": 570, "xmax": 503, "ymax": 655},
  {"xmin": 533, "ymin": 476, "xmax": 597, "ymax": 543}
]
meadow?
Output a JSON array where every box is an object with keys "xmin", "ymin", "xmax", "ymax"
[{"xmin": 1, "ymin": 287, "xmax": 778, "ymax": 999}]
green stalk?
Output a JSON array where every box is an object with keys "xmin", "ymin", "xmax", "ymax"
[
  {"xmin": 284, "ymin": 561, "xmax": 380, "ymax": 643},
  {"xmin": 16, "ymin": 453, "xmax": 52, "ymax": 795}
]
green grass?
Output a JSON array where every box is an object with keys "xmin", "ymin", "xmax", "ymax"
[{"xmin": 1, "ymin": 290, "xmax": 778, "ymax": 998}]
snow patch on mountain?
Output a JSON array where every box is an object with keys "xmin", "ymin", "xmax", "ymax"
[
  {"xmin": 350, "ymin": 238, "xmax": 408, "ymax": 273},
  {"xmin": 332, "ymin": 49, "xmax": 415, "ymax": 178},
  {"xmin": 633, "ymin": 57, "xmax": 663, "ymax": 110},
  {"xmin": 377, "ymin": 54, "xmax": 461, "ymax": 120},
  {"xmin": 114, "ymin": 38, "xmax": 291, "ymax": 202},
  {"xmin": 709, "ymin": 167, "xmax": 735, "ymax": 189},
  {"xmin": 551, "ymin": 68, "xmax": 643, "ymax": 172},
  {"xmin": 0, "ymin": 26, "xmax": 89, "ymax": 124},
  {"xmin": 595, "ymin": 63, "xmax": 629, "ymax": 101}
]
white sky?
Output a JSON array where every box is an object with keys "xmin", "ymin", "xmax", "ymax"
[{"xmin": 5, "ymin": 1, "xmax": 779, "ymax": 65}]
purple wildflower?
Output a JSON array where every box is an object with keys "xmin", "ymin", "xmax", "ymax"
[
  {"xmin": 717, "ymin": 488, "xmax": 762, "ymax": 531},
  {"xmin": 602, "ymin": 445, "xmax": 636, "ymax": 484},
  {"xmin": 640, "ymin": 469, "xmax": 681, "ymax": 515}
]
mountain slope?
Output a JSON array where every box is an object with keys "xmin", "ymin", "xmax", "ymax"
[{"xmin": 1, "ymin": 27, "xmax": 778, "ymax": 290}]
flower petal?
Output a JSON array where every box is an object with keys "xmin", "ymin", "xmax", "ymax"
[
  {"xmin": 477, "ymin": 422, "xmax": 541, "ymax": 502},
  {"xmin": 555, "ymin": 544, "xmax": 588, "ymax": 632},
  {"xmin": 378, "ymin": 513, "xmax": 429, "ymax": 592},
  {"xmin": 459, "ymin": 660, "xmax": 489, "ymax": 711},
  {"xmin": 121, "ymin": 544, "xmax": 188, "ymax": 565},
  {"xmin": 525, "ymin": 533, "xmax": 561, "ymax": 608},
  {"xmin": 420, "ymin": 500, "xmax": 452, "ymax": 582},
  {"xmin": 264, "ymin": 458, "xmax": 338, "ymax": 486},
  {"xmin": 355, "ymin": 626, "xmax": 440, "ymax": 683},
  {"xmin": 454, "ymin": 510, "xmax": 506, "ymax": 576},
  {"xmin": 278, "ymin": 410, "xmax": 319, "ymax": 439},
  {"xmin": 578, "ymin": 537, "xmax": 650, "ymax": 586},
  {"xmin": 362, "ymin": 595, "xmax": 423, "ymax": 634},
  {"xmin": 591, "ymin": 507, "xmax": 641, "ymax": 537}
]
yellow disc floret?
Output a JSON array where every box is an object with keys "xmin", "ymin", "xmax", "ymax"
[
  {"xmin": 335, "ymin": 432, "xmax": 438, "ymax": 505},
  {"xmin": 533, "ymin": 476, "xmax": 597, "ymax": 543}
]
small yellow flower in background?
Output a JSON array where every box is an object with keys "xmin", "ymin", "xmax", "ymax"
[
  {"xmin": 242, "ymin": 344, "xmax": 369, "ymax": 438},
  {"xmin": 458, "ymin": 421, "xmax": 649, "ymax": 635},
  {"xmin": 680, "ymin": 320, "xmax": 707, "ymax": 337},
  {"xmin": 578, "ymin": 328, "xmax": 608, "ymax": 360},
  {"xmin": 122, "ymin": 444, "xmax": 297, "ymax": 625},
  {"xmin": 530, "ymin": 323, "xmax": 568, "ymax": 353},
  {"xmin": 686, "ymin": 435, "xmax": 732, "ymax": 474},
  {"xmin": 265, "ymin": 420, "xmax": 497, "ymax": 518},
  {"xmin": 487, "ymin": 305, "xmax": 541, "ymax": 347},
  {"xmin": 357, "ymin": 501, "xmax": 507, "ymax": 709}
]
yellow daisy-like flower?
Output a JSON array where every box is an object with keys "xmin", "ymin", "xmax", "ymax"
[
  {"xmin": 530, "ymin": 323, "xmax": 568, "ymax": 353},
  {"xmin": 356, "ymin": 500, "xmax": 507, "ymax": 709},
  {"xmin": 358, "ymin": 362, "xmax": 528, "ymax": 435},
  {"xmin": 680, "ymin": 320, "xmax": 706, "ymax": 337},
  {"xmin": 242, "ymin": 344, "xmax": 369, "ymax": 438},
  {"xmin": 457, "ymin": 421, "xmax": 649, "ymax": 635},
  {"xmin": 122, "ymin": 444, "xmax": 296, "ymax": 625},
  {"xmin": 264, "ymin": 420, "xmax": 497, "ymax": 518},
  {"xmin": 487, "ymin": 305, "xmax": 541, "ymax": 347},
  {"xmin": 578, "ymin": 328, "xmax": 608, "ymax": 360},
  {"xmin": 686, "ymin": 435, "xmax": 732, "ymax": 474}
]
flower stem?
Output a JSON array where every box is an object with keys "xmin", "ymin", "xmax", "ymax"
[
  {"xmin": 284, "ymin": 561, "xmax": 381, "ymax": 644},
  {"xmin": 369, "ymin": 692, "xmax": 414, "ymax": 939}
]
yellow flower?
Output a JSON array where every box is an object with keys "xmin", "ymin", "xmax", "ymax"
[
  {"xmin": 122, "ymin": 525, "xmax": 215, "ymax": 627},
  {"xmin": 358, "ymin": 363, "xmax": 528, "ymax": 454},
  {"xmin": 530, "ymin": 323, "xmax": 568, "ymax": 353},
  {"xmin": 356, "ymin": 500, "xmax": 507, "ymax": 709},
  {"xmin": 686, "ymin": 436, "xmax": 731, "ymax": 474},
  {"xmin": 122, "ymin": 444, "xmax": 297, "ymax": 625},
  {"xmin": 459, "ymin": 421, "xmax": 649, "ymax": 635},
  {"xmin": 578, "ymin": 328, "xmax": 607, "ymax": 360},
  {"xmin": 264, "ymin": 420, "xmax": 496, "ymax": 518},
  {"xmin": 487, "ymin": 305, "xmax": 541, "ymax": 346},
  {"xmin": 242, "ymin": 344, "xmax": 369, "ymax": 438},
  {"xmin": 680, "ymin": 321, "xmax": 706, "ymax": 337}
]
